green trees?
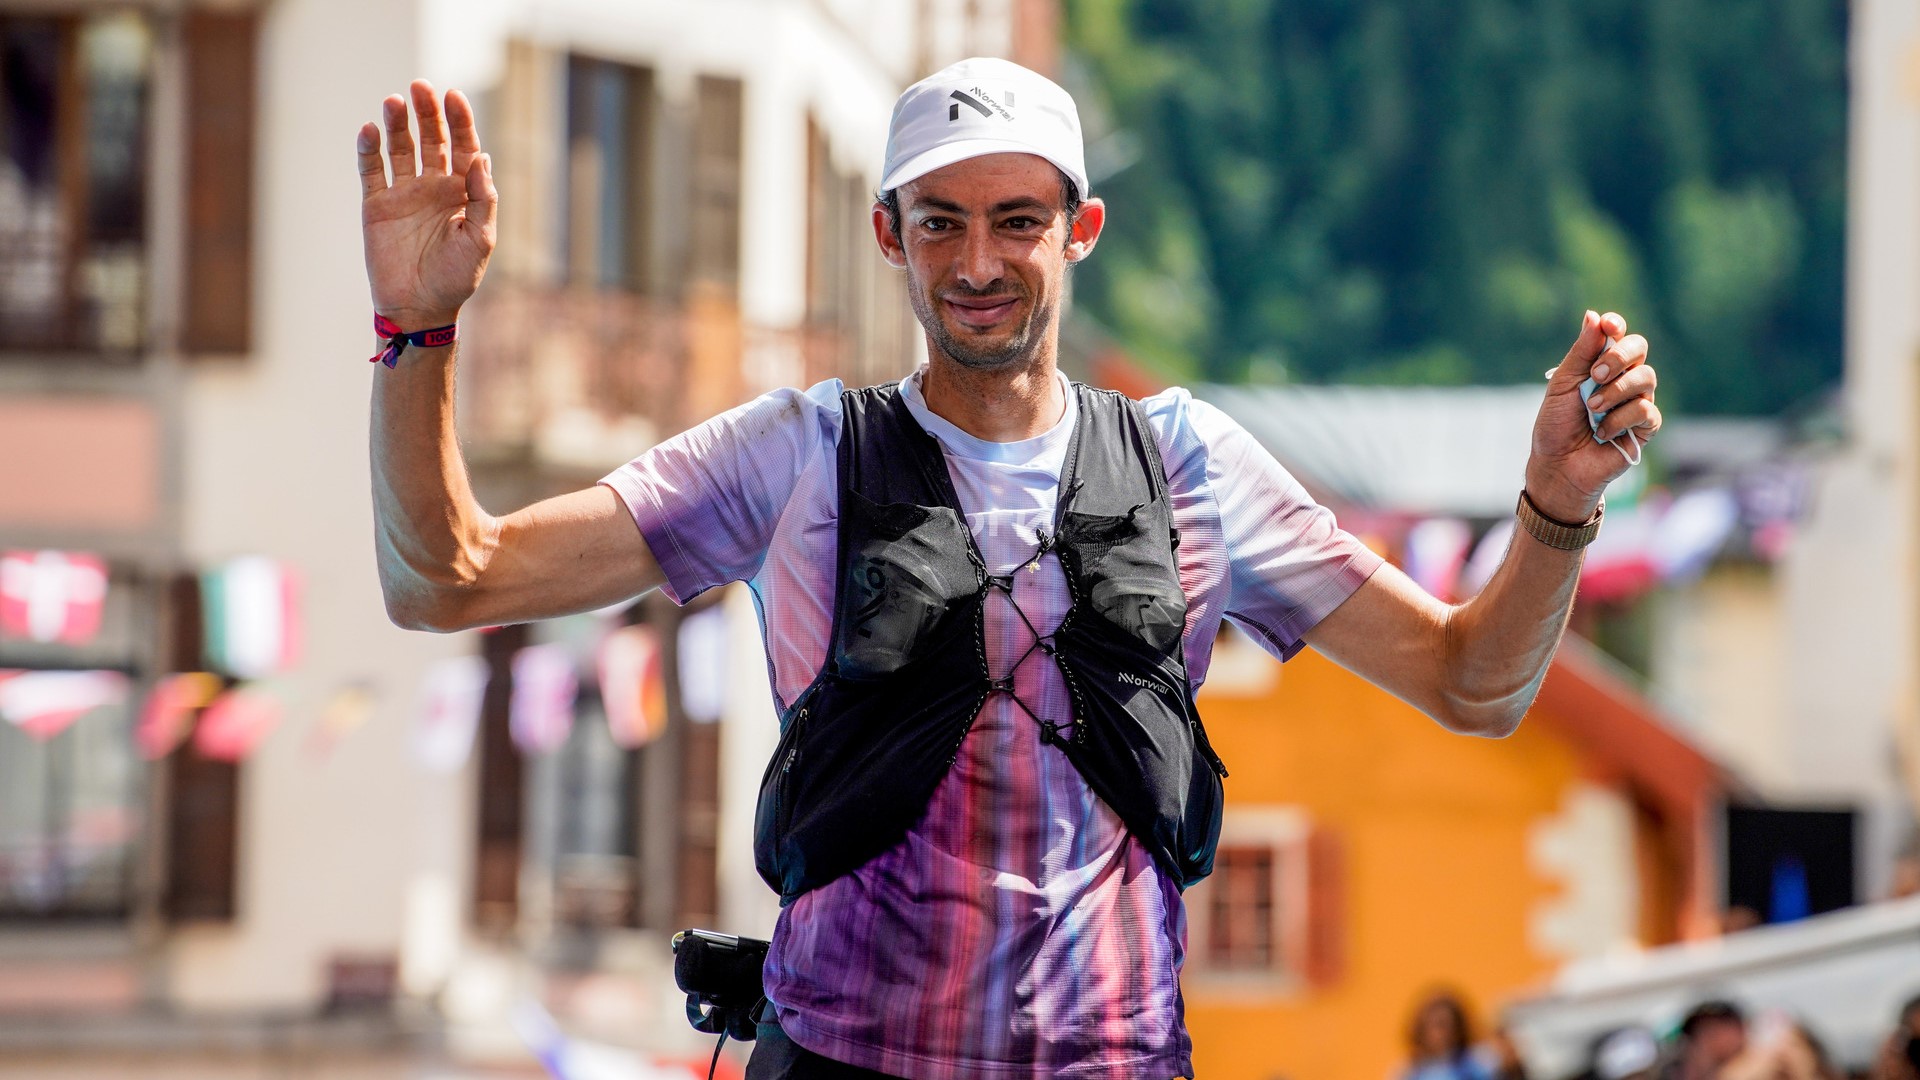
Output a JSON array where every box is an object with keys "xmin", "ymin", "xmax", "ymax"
[{"xmin": 1066, "ymin": 0, "xmax": 1845, "ymax": 415}]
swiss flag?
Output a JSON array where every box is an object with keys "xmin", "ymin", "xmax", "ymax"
[{"xmin": 0, "ymin": 550, "xmax": 108, "ymax": 646}]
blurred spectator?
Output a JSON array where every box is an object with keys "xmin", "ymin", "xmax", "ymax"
[
  {"xmin": 1720, "ymin": 1014, "xmax": 1842, "ymax": 1080},
  {"xmin": 1401, "ymin": 990, "xmax": 1494, "ymax": 1080},
  {"xmin": 1661, "ymin": 1002, "xmax": 1748, "ymax": 1080},
  {"xmin": 1580, "ymin": 1027, "xmax": 1661, "ymax": 1080},
  {"xmin": 1871, "ymin": 995, "xmax": 1920, "ymax": 1080}
]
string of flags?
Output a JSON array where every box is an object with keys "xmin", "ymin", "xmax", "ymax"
[
  {"xmin": 1378, "ymin": 477, "xmax": 1794, "ymax": 607},
  {"xmin": 2, "ymin": 543, "xmax": 738, "ymax": 768}
]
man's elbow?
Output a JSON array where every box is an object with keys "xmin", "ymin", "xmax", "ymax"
[
  {"xmin": 1434, "ymin": 697, "xmax": 1529, "ymax": 739},
  {"xmin": 380, "ymin": 573, "xmax": 478, "ymax": 634}
]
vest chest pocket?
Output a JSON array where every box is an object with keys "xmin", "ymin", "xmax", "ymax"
[
  {"xmin": 833, "ymin": 491, "xmax": 980, "ymax": 680},
  {"xmin": 1059, "ymin": 498, "xmax": 1187, "ymax": 656}
]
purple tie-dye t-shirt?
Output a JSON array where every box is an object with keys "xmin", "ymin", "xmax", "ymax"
[{"xmin": 600, "ymin": 370, "xmax": 1380, "ymax": 1080}]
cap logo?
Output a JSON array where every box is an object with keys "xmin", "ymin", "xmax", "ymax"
[{"xmin": 948, "ymin": 87, "xmax": 1014, "ymax": 122}]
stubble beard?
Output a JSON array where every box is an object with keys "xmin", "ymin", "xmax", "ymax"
[{"xmin": 907, "ymin": 271, "xmax": 1055, "ymax": 372}]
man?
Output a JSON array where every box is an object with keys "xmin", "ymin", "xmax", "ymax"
[{"xmin": 357, "ymin": 58, "xmax": 1660, "ymax": 1080}]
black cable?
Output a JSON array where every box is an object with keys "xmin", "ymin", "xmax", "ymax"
[{"xmin": 708, "ymin": 1029, "xmax": 728, "ymax": 1080}]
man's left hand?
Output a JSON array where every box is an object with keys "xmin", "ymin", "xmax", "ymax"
[{"xmin": 1526, "ymin": 309, "xmax": 1661, "ymax": 523}]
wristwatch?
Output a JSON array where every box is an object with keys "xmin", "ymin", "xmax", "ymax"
[{"xmin": 1515, "ymin": 490, "xmax": 1604, "ymax": 551}]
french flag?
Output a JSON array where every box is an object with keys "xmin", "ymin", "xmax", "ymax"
[{"xmin": 0, "ymin": 550, "xmax": 108, "ymax": 646}]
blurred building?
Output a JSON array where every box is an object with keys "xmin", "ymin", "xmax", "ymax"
[
  {"xmin": 1644, "ymin": 0, "xmax": 1920, "ymax": 919},
  {"xmin": 1182, "ymin": 626, "xmax": 1721, "ymax": 1080},
  {"xmin": 0, "ymin": 0, "xmax": 1054, "ymax": 1070}
]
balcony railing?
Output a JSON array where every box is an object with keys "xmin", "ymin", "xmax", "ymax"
[{"xmin": 459, "ymin": 284, "xmax": 855, "ymax": 472}]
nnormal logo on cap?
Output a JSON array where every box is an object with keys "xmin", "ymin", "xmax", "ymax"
[{"xmin": 948, "ymin": 87, "xmax": 1014, "ymax": 122}]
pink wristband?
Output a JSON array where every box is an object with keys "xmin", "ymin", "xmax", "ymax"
[{"xmin": 369, "ymin": 314, "xmax": 457, "ymax": 368}]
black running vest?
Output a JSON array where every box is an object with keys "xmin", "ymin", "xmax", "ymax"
[{"xmin": 752, "ymin": 381, "xmax": 1228, "ymax": 905}]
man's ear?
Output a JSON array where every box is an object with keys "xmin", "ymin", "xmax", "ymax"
[
  {"xmin": 872, "ymin": 202, "xmax": 907, "ymax": 269},
  {"xmin": 1064, "ymin": 197, "xmax": 1106, "ymax": 264}
]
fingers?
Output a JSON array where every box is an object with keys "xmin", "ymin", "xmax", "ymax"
[
  {"xmin": 356, "ymin": 122, "xmax": 387, "ymax": 198},
  {"xmin": 1591, "ymin": 332, "xmax": 1646, "ymax": 382},
  {"xmin": 1588, "ymin": 357, "xmax": 1655, "ymax": 414},
  {"xmin": 447, "ymin": 89, "xmax": 482, "ymax": 175},
  {"xmin": 412, "ymin": 79, "xmax": 450, "ymax": 175},
  {"xmin": 465, "ymin": 152, "xmax": 497, "ymax": 237},
  {"xmin": 1597, "ymin": 396, "xmax": 1662, "ymax": 445},
  {"xmin": 382, "ymin": 95, "xmax": 416, "ymax": 183}
]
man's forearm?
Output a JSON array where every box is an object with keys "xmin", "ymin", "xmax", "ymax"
[
  {"xmin": 369, "ymin": 340, "xmax": 498, "ymax": 630},
  {"xmin": 1438, "ymin": 514, "xmax": 1585, "ymax": 736}
]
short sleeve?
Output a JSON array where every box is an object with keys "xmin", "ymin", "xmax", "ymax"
[
  {"xmin": 599, "ymin": 380, "xmax": 843, "ymax": 604},
  {"xmin": 1153, "ymin": 389, "xmax": 1383, "ymax": 661}
]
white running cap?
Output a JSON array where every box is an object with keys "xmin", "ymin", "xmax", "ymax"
[{"xmin": 880, "ymin": 57, "xmax": 1088, "ymax": 198}]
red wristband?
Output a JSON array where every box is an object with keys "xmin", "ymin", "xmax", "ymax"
[{"xmin": 369, "ymin": 314, "xmax": 457, "ymax": 368}]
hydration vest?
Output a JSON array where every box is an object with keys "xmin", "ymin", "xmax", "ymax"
[{"xmin": 752, "ymin": 381, "xmax": 1228, "ymax": 905}]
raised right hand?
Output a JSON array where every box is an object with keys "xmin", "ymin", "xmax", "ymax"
[{"xmin": 357, "ymin": 80, "xmax": 496, "ymax": 332}]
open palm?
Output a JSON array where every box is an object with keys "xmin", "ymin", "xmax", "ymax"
[{"xmin": 357, "ymin": 81, "xmax": 495, "ymax": 331}]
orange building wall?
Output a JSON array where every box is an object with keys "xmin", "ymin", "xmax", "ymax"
[{"xmin": 1186, "ymin": 647, "xmax": 1586, "ymax": 1080}]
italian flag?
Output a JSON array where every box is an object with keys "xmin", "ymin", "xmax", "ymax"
[{"xmin": 202, "ymin": 557, "xmax": 302, "ymax": 679}]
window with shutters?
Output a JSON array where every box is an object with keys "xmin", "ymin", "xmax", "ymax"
[
  {"xmin": 562, "ymin": 55, "xmax": 653, "ymax": 292},
  {"xmin": 804, "ymin": 114, "xmax": 916, "ymax": 386},
  {"xmin": 0, "ymin": 560, "xmax": 150, "ymax": 921},
  {"xmin": 689, "ymin": 76, "xmax": 742, "ymax": 295},
  {"xmin": 486, "ymin": 600, "xmax": 728, "ymax": 937},
  {"xmin": 179, "ymin": 9, "xmax": 257, "ymax": 353},
  {"xmin": 0, "ymin": 12, "xmax": 151, "ymax": 356},
  {"xmin": 473, "ymin": 623, "xmax": 527, "ymax": 933},
  {"xmin": 1186, "ymin": 807, "xmax": 1343, "ymax": 994},
  {"xmin": 0, "ymin": 693, "xmax": 143, "ymax": 919},
  {"xmin": 159, "ymin": 572, "xmax": 237, "ymax": 923}
]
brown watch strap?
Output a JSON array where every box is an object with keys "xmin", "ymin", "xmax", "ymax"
[{"xmin": 1515, "ymin": 490, "xmax": 1604, "ymax": 551}]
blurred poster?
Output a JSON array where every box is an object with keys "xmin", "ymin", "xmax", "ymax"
[
  {"xmin": 598, "ymin": 624, "xmax": 666, "ymax": 749},
  {"xmin": 0, "ymin": 669, "xmax": 128, "ymax": 740},
  {"xmin": 413, "ymin": 656, "xmax": 487, "ymax": 773},
  {"xmin": 0, "ymin": 549, "xmax": 108, "ymax": 646},
  {"xmin": 510, "ymin": 644, "xmax": 577, "ymax": 755},
  {"xmin": 195, "ymin": 684, "xmax": 282, "ymax": 762},
  {"xmin": 1650, "ymin": 487, "xmax": 1739, "ymax": 583},
  {"xmin": 677, "ymin": 607, "xmax": 728, "ymax": 724},
  {"xmin": 1579, "ymin": 501, "xmax": 1661, "ymax": 604},
  {"xmin": 1459, "ymin": 519, "xmax": 1514, "ymax": 598},
  {"xmin": 136, "ymin": 671, "xmax": 222, "ymax": 759},
  {"xmin": 1402, "ymin": 517, "xmax": 1472, "ymax": 602},
  {"xmin": 202, "ymin": 556, "xmax": 302, "ymax": 679}
]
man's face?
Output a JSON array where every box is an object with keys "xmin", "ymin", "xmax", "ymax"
[{"xmin": 874, "ymin": 152, "xmax": 1102, "ymax": 371}]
